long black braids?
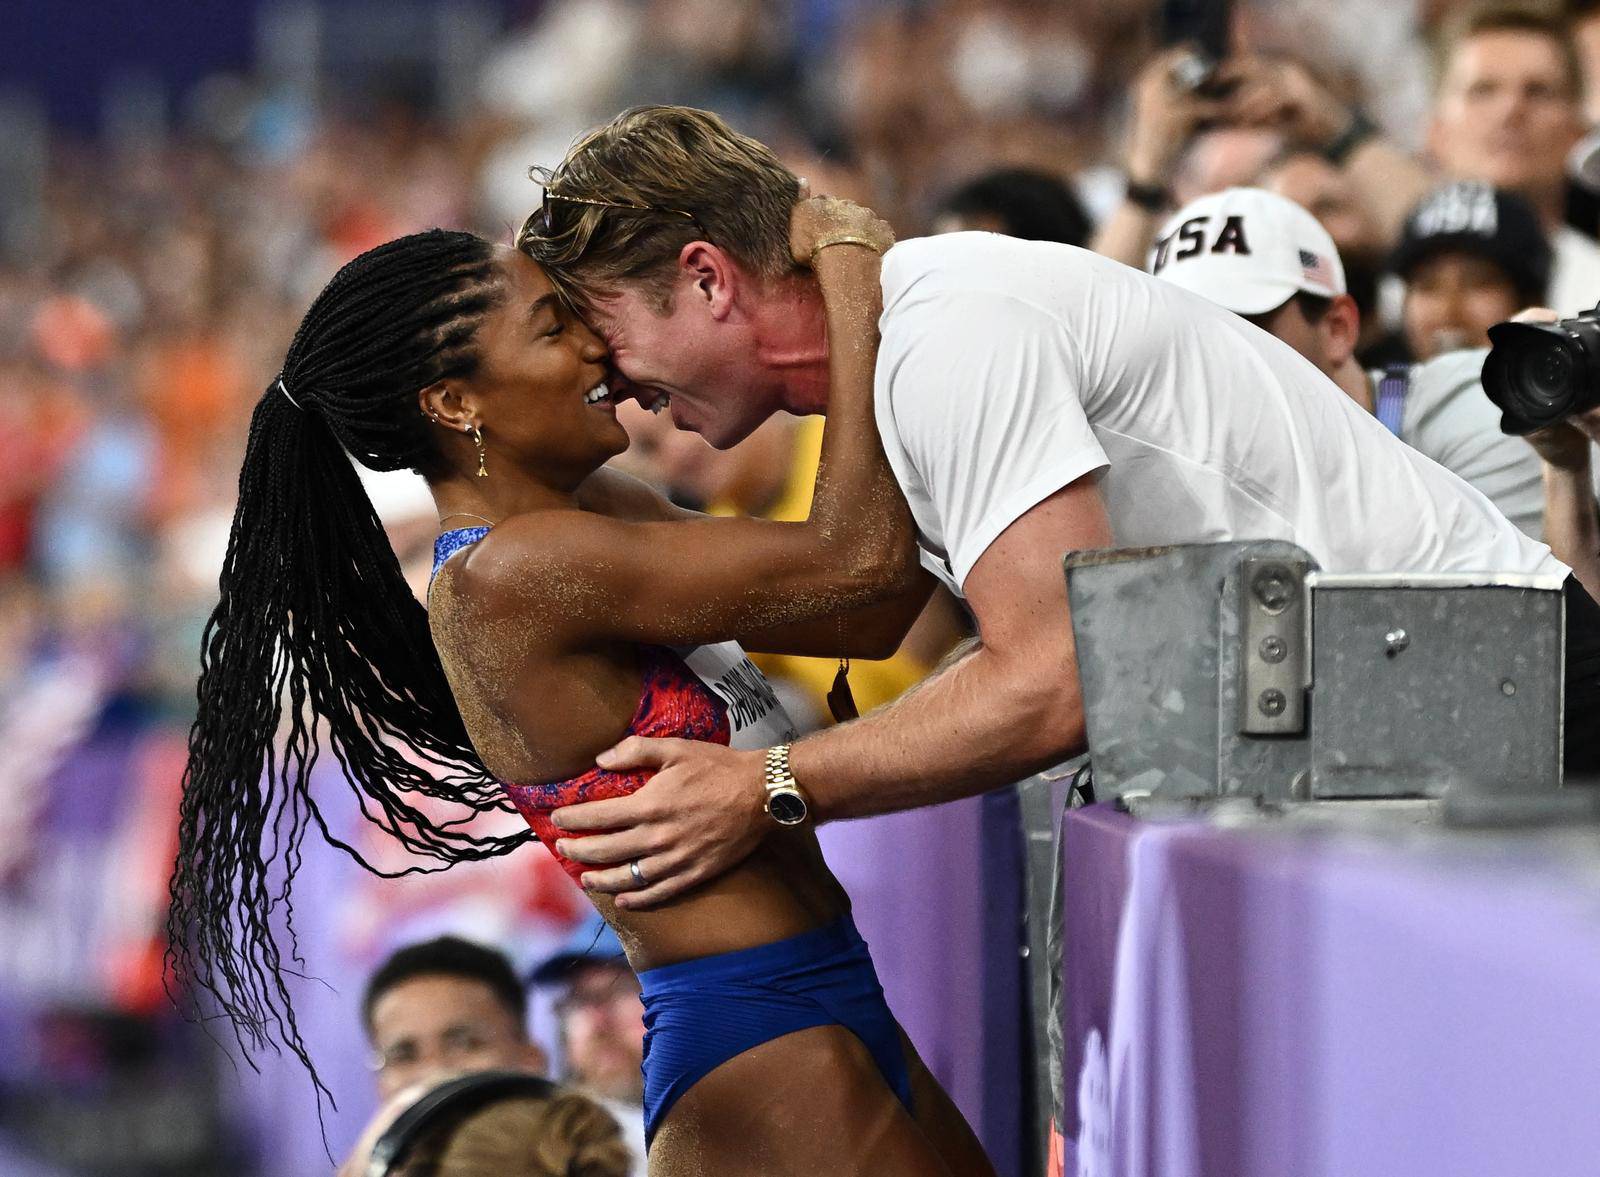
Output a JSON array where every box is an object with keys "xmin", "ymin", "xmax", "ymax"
[{"xmin": 167, "ymin": 229, "xmax": 535, "ymax": 1097}]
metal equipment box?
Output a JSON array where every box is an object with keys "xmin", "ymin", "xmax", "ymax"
[{"xmin": 1064, "ymin": 542, "xmax": 1566, "ymax": 803}]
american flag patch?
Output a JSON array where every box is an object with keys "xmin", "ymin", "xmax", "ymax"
[{"xmin": 1299, "ymin": 249, "xmax": 1335, "ymax": 288}]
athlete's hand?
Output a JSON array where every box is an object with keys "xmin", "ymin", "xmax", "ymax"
[
  {"xmin": 550, "ymin": 738, "xmax": 769, "ymax": 909},
  {"xmin": 789, "ymin": 194, "xmax": 895, "ymax": 266}
]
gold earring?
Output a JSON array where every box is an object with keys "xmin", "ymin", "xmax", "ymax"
[{"xmin": 472, "ymin": 424, "xmax": 488, "ymax": 478}]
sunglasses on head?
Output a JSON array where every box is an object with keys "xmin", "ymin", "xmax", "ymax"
[{"xmin": 537, "ymin": 186, "xmax": 704, "ymax": 236}]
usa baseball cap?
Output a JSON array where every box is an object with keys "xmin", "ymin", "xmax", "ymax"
[
  {"xmin": 527, "ymin": 912, "xmax": 627, "ymax": 986},
  {"xmin": 1389, "ymin": 181, "xmax": 1551, "ymax": 304},
  {"xmin": 1148, "ymin": 187, "xmax": 1346, "ymax": 316}
]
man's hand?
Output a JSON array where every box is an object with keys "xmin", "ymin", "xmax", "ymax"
[
  {"xmin": 1511, "ymin": 308, "xmax": 1600, "ymax": 458},
  {"xmin": 551, "ymin": 738, "xmax": 769, "ymax": 909},
  {"xmin": 1223, "ymin": 55, "xmax": 1351, "ymax": 150},
  {"xmin": 1524, "ymin": 420, "xmax": 1595, "ymax": 469},
  {"xmin": 1125, "ymin": 46, "xmax": 1234, "ymax": 185}
]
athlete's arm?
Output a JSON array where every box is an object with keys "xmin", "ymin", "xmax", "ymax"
[
  {"xmin": 733, "ymin": 571, "xmax": 938, "ymax": 659},
  {"xmin": 583, "ymin": 464, "xmax": 941, "ymax": 658},
  {"xmin": 458, "ymin": 206, "xmax": 920, "ymax": 651},
  {"xmin": 555, "ymin": 477, "xmax": 1111, "ymax": 906}
]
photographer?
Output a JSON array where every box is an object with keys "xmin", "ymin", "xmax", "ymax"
[
  {"xmin": 339, "ymin": 1072, "xmax": 630, "ymax": 1177},
  {"xmin": 1493, "ymin": 305, "xmax": 1600, "ymax": 603}
]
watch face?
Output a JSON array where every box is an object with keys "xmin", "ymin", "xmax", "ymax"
[{"xmin": 768, "ymin": 789, "xmax": 808, "ymax": 826}]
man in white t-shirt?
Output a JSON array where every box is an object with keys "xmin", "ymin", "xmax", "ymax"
[
  {"xmin": 520, "ymin": 106, "xmax": 1591, "ymax": 905},
  {"xmin": 1150, "ymin": 186, "xmax": 1547, "ymax": 539}
]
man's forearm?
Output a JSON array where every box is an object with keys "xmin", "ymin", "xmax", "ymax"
[
  {"xmin": 1544, "ymin": 457, "xmax": 1600, "ymax": 601},
  {"xmin": 1091, "ymin": 202, "xmax": 1163, "ymax": 269},
  {"xmin": 788, "ymin": 641, "xmax": 1086, "ymax": 821}
]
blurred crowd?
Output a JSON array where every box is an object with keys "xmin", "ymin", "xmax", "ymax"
[{"xmin": 6, "ymin": 0, "xmax": 1600, "ymax": 1171}]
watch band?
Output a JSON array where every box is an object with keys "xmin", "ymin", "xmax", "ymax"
[
  {"xmin": 764, "ymin": 743, "xmax": 797, "ymax": 790},
  {"xmin": 762, "ymin": 743, "xmax": 810, "ymax": 825}
]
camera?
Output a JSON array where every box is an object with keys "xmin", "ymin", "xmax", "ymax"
[
  {"xmin": 1159, "ymin": 0, "xmax": 1235, "ymax": 97},
  {"xmin": 1482, "ymin": 307, "xmax": 1600, "ymax": 435}
]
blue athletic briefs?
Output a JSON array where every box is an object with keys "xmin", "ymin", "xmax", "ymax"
[{"xmin": 637, "ymin": 914, "xmax": 915, "ymax": 1145}]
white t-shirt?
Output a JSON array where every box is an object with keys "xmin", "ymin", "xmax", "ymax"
[{"xmin": 873, "ymin": 233, "xmax": 1566, "ymax": 595}]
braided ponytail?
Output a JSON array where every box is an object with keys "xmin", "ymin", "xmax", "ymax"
[{"xmin": 167, "ymin": 230, "xmax": 534, "ymax": 1095}]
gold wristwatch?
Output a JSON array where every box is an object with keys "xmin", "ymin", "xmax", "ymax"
[{"xmin": 762, "ymin": 743, "xmax": 810, "ymax": 826}]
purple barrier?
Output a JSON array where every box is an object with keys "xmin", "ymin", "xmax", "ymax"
[
  {"xmin": 820, "ymin": 789, "xmax": 1025, "ymax": 1176},
  {"xmin": 1059, "ymin": 803, "xmax": 1600, "ymax": 1177}
]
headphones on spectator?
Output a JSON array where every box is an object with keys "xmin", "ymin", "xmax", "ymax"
[{"xmin": 364, "ymin": 1069, "xmax": 562, "ymax": 1177}]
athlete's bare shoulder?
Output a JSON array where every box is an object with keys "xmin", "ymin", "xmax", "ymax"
[
  {"xmin": 434, "ymin": 511, "xmax": 597, "ymax": 612},
  {"xmin": 576, "ymin": 465, "xmax": 697, "ymax": 523}
]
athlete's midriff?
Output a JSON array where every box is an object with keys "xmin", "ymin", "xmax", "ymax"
[{"xmin": 502, "ymin": 645, "xmax": 732, "ymax": 884}]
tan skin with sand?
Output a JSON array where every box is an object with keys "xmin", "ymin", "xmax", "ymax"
[{"xmin": 421, "ymin": 200, "xmax": 995, "ymax": 1177}]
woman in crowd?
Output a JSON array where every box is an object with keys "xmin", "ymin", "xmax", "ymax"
[{"xmin": 170, "ymin": 197, "xmax": 992, "ymax": 1176}]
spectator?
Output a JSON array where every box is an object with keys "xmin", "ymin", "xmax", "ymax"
[
  {"xmin": 1261, "ymin": 149, "xmax": 1409, "ymax": 364},
  {"xmin": 932, "ymin": 166, "xmax": 1092, "ymax": 245},
  {"xmin": 1572, "ymin": 0, "xmax": 1600, "ymax": 123},
  {"xmin": 1391, "ymin": 181, "xmax": 1553, "ymax": 361},
  {"xmin": 363, "ymin": 937, "xmax": 549, "ymax": 1100},
  {"xmin": 528, "ymin": 915, "xmax": 647, "ymax": 1176},
  {"xmin": 340, "ymin": 1070, "xmax": 630, "ymax": 1177},
  {"xmin": 1152, "ymin": 186, "xmax": 1546, "ymax": 537},
  {"xmin": 1093, "ymin": 45, "xmax": 1236, "ymax": 267},
  {"xmin": 1094, "ymin": 48, "xmax": 1430, "ymax": 268},
  {"xmin": 1513, "ymin": 346, "xmax": 1600, "ymax": 601},
  {"xmin": 1430, "ymin": 1, "xmax": 1600, "ymax": 311}
]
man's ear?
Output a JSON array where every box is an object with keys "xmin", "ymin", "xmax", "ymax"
[
  {"xmin": 1323, "ymin": 293, "xmax": 1362, "ymax": 366},
  {"xmin": 679, "ymin": 241, "xmax": 737, "ymax": 321}
]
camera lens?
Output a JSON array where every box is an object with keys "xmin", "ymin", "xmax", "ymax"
[
  {"xmin": 1483, "ymin": 315, "xmax": 1600, "ymax": 434},
  {"xmin": 1514, "ymin": 345, "xmax": 1575, "ymax": 413}
]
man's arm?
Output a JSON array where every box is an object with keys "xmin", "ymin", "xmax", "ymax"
[
  {"xmin": 552, "ymin": 477, "xmax": 1113, "ymax": 906},
  {"xmin": 1092, "ymin": 47, "xmax": 1230, "ymax": 268},
  {"xmin": 789, "ymin": 477, "xmax": 1110, "ymax": 817},
  {"xmin": 1525, "ymin": 416, "xmax": 1600, "ymax": 600}
]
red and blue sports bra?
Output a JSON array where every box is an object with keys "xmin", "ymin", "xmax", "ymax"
[{"xmin": 430, "ymin": 526, "xmax": 798, "ymax": 883}]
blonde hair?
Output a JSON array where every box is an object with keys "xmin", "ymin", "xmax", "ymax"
[
  {"xmin": 1438, "ymin": 0, "xmax": 1583, "ymax": 98},
  {"xmin": 392, "ymin": 1090, "xmax": 632, "ymax": 1177},
  {"xmin": 518, "ymin": 105, "xmax": 801, "ymax": 310}
]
